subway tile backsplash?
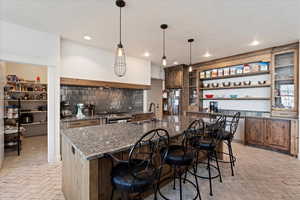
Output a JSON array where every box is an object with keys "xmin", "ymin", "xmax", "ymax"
[{"xmin": 60, "ymin": 86, "xmax": 143, "ymax": 114}]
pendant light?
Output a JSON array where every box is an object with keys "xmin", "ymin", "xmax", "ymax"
[
  {"xmin": 188, "ymin": 38, "xmax": 194, "ymax": 72},
  {"xmin": 160, "ymin": 24, "xmax": 168, "ymax": 67},
  {"xmin": 114, "ymin": 0, "xmax": 126, "ymax": 77}
]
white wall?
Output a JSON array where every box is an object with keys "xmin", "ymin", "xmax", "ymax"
[
  {"xmin": 61, "ymin": 39, "xmax": 151, "ymax": 85},
  {"xmin": 0, "ymin": 20, "xmax": 60, "ymax": 163},
  {"xmin": 5, "ymin": 62, "xmax": 48, "ymax": 83},
  {"xmin": 151, "ymin": 63, "xmax": 164, "ymax": 80},
  {"xmin": 0, "ymin": 62, "xmax": 5, "ymax": 168},
  {"xmin": 298, "ymin": 40, "xmax": 300, "ymax": 159},
  {"xmin": 147, "ymin": 79, "xmax": 163, "ymax": 119}
]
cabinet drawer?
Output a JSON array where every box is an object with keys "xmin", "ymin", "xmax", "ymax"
[{"xmin": 69, "ymin": 119, "xmax": 100, "ymax": 128}]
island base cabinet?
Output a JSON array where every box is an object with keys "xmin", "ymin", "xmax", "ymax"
[{"xmin": 245, "ymin": 118, "xmax": 292, "ymax": 154}]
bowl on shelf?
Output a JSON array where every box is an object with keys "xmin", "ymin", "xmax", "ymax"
[
  {"xmin": 243, "ymin": 81, "xmax": 251, "ymax": 85},
  {"xmin": 212, "ymin": 83, "xmax": 219, "ymax": 88},
  {"xmin": 258, "ymin": 80, "xmax": 266, "ymax": 85},
  {"xmin": 229, "ymin": 94, "xmax": 238, "ymax": 98},
  {"xmin": 203, "ymin": 83, "xmax": 210, "ymax": 88},
  {"xmin": 233, "ymin": 82, "xmax": 242, "ymax": 86},
  {"xmin": 205, "ymin": 94, "xmax": 214, "ymax": 99},
  {"xmin": 222, "ymin": 82, "xmax": 231, "ymax": 87}
]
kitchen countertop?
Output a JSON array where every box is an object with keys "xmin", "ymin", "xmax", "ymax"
[
  {"xmin": 188, "ymin": 110, "xmax": 298, "ymax": 120},
  {"xmin": 60, "ymin": 111, "xmax": 154, "ymax": 122},
  {"xmin": 60, "ymin": 115, "xmax": 107, "ymax": 122},
  {"xmin": 61, "ymin": 115, "xmax": 198, "ymax": 160}
]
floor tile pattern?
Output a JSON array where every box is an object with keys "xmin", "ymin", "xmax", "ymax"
[{"xmin": 1, "ymin": 136, "xmax": 300, "ymax": 200}]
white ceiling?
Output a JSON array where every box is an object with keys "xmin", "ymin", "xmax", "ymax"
[{"xmin": 1, "ymin": 0, "xmax": 300, "ymax": 66}]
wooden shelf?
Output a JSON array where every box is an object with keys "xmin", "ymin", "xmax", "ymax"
[
  {"xmin": 21, "ymin": 121, "xmax": 47, "ymax": 126},
  {"xmin": 275, "ymin": 78, "xmax": 294, "ymax": 82},
  {"xmin": 5, "ymin": 100, "xmax": 47, "ymax": 102},
  {"xmin": 20, "ymin": 110, "xmax": 47, "ymax": 114},
  {"xmin": 7, "ymin": 90, "xmax": 47, "ymax": 93},
  {"xmin": 7, "ymin": 81, "xmax": 47, "ymax": 85},
  {"xmin": 275, "ymin": 64, "xmax": 294, "ymax": 69},
  {"xmin": 200, "ymin": 71, "xmax": 270, "ymax": 81},
  {"xmin": 199, "ymin": 84, "xmax": 271, "ymax": 90},
  {"xmin": 200, "ymin": 97, "xmax": 271, "ymax": 100}
]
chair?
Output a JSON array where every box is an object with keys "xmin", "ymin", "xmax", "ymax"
[
  {"xmin": 189, "ymin": 116, "xmax": 226, "ymax": 196},
  {"xmin": 215, "ymin": 112, "xmax": 240, "ymax": 176},
  {"xmin": 106, "ymin": 128, "xmax": 170, "ymax": 200},
  {"xmin": 157, "ymin": 120, "xmax": 203, "ymax": 200}
]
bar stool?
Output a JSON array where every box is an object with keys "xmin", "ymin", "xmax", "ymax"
[
  {"xmin": 157, "ymin": 120, "xmax": 203, "ymax": 200},
  {"xmin": 213, "ymin": 112, "xmax": 240, "ymax": 176},
  {"xmin": 188, "ymin": 116, "xmax": 226, "ymax": 196},
  {"xmin": 105, "ymin": 128, "xmax": 170, "ymax": 200}
]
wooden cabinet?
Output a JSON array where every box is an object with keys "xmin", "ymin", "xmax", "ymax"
[
  {"xmin": 271, "ymin": 48, "xmax": 298, "ymax": 117},
  {"xmin": 265, "ymin": 119, "xmax": 290, "ymax": 151},
  {"xmin": 164, "ymin": 66, "xmax": 183, "ymax": 89},
  {"xmin": 245, "ymin": 117, "xmax": 291, "ymax": 153},
  {"xmin": 68, "ymin": 119, "xmax": 100, "ymax": 128},
  {"xmin": 245, "ymin": 118, "xmax": 265, "ymax": 146}
]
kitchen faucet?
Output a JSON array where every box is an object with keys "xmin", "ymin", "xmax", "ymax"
[{"xmin": 149, "ymin": 102, "xmax": 156, "ymax": 113}]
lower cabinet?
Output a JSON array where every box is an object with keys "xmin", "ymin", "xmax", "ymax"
[
  {"xmin": 245, "ymin": 117, "xmax": 291, "ymax": 153},
  {"xmin": 265, "ymin": 119, "xmax": 290, "ymax": 151},
  {"xmin": 245, "ymin": 118, "xmax": 265, "ymax": 146}
]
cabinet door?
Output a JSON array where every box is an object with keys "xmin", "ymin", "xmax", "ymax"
[
  {"xmin": 245, "ymin": 118, "xmax": 265, "ymax": 145},
  {"xmin": 173, "ymin": 70, "xmax": 183, "ymax": 88},
  {"xmin": 271, "ymin": 49, "xmax": 298, "ymax": 117},
  {"xmin": 164, "ymin": 70, "xmax": 171, "ymax": 89},
  {"xmin": 265, "ymin": 119, "xmax": 290, "ymax": 151}
]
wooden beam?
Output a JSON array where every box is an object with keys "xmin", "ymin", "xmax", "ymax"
[{"xmin": 60, "ymin": 77, "xmax": 151, "ymax": 90}]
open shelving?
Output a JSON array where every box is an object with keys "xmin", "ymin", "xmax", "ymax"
[
  {"xmin": 199, "ymin": 84, "xmax": 271, "ymax": 90},
  {"xmin": 200, "ymin": 70, "xmax": 270, "ymax": 81},
  {"xmin": 200, "ymin": 97, "xmax": 271, "ymax": 101}
]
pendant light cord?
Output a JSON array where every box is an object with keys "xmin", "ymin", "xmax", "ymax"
[
  {"xmin": 163, "ymin": 30, "xmax": 165, "ymax": 57},
  {"xmin": 119, "ymin": 7, "xmax": 122, "ymax": 44},
  {"xmin": 189, "ymin": 42, "xmax": 192, "ymax": 65}
]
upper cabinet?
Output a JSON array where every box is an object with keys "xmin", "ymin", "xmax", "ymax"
[
  {"xmin": 164, "ymin": 65, "xmax": 183, "ymax": 89},
  {"xmin": 271, "ymin": 48, "xmax": 298, "ymax": 117}
]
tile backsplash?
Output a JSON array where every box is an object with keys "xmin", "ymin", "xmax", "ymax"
[{"xmin": 60, "ymin": 86, "xmax": 143, "ymax": 114}]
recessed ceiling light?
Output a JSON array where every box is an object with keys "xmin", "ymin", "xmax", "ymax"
[
  {"xmin": 83, "ymin": 35, "xmax": 92, "ymax": 41},
  {"xmin": 250, "ymin": 40, "xmax": 260, "ymax": 46},
  {"xmin": 143, "ymin": 52, "xmax": 150, "ymax": 57},
  {"xmin": 173, "ymin": 61, "xmax": 178, "ymax": 65},
  {"xmin": 203, "ymin": 52, "xmax": 212, "ymax": 58}
]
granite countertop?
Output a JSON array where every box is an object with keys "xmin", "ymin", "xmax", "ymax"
[
  {"xmin": 61, "ymin": 112, "xmax": 154, "ymax": 123},
  {"xmin": 61, "ymin": 115, "xmax": 198, "ymax": 160},
  {"xmin": 60, "ymin": 115, "xmax": 107, "ymax": 122},
  {"xmin": 188, "ymin": 110, "xmax": 298, "ymax": 120}
]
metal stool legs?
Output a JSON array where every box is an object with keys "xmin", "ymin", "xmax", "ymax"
[
  {"xmin": 158, "ymin": 166, "xmax": 201, "ymax": 200},
  {"xmin": 228, "ymin": 140, "xmax": 235, "ymax": 176}
]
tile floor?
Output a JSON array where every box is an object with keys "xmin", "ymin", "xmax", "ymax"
[{"xmin": 0, "ymin": 136, "xmax": 300, "ymax": 200}]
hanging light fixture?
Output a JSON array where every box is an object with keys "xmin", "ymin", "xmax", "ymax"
[
  {"xmin": 188, "ymin": 38, "xmax": 194, "ymax": 72},
  {"xmin": 114, "ymin": 0, "xmax": 126, "ymax": 77},
  {"xmin": 160, "ymin": 24, "xmax": 168, "ymax": 67}
]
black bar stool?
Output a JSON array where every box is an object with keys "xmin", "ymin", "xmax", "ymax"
[
  {"xmin": 157, "ymin": 120, "xmax": 203, "ymax": 200},
  {"xmin": 188, "ymin": 116, "xmax": 226, "ymax": 196},
  {"xmin": 213, "ymin": 112, "xmax": 240, "ymax": 176},
  {"xmin": 105, "ymin": 128, "xmax": 170, "ymax": 200}
]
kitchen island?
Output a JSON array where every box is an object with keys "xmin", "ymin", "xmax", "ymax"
[{"xmin": 61, "ymin": 115, "xmax": 220, "ymax": 200}]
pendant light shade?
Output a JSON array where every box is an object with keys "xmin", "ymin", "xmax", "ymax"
[
  {"xmin": 114, "ymin": 0, "xmax": 126, "ymax": 77},
  {"xmin": 160, "ymin": 24, "xmax": 168, "ymax": 67},
  {"xmin": 188, "ymin": 38, "xmax": 194, "ymax": 72}
]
